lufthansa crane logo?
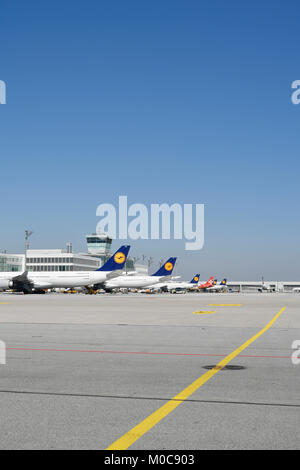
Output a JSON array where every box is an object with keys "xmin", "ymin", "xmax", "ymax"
[
  {"xmin": 194, "ymin": 276, "xmax": 199, "ymax": 282},
  {"xmin": 114, "ymin": 252, "xmax": 126, "ymax": 264},
  {"xmin": 164, "ymin": 262, "xmax": 173, "ymax": 272}
]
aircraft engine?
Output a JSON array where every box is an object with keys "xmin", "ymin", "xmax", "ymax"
[{"xmin": 0, "ymin": 280, "xmax": 13, "ymax": 290}]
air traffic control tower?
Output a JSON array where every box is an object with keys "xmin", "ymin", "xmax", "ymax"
[
  {"xmin": 86, "ymin": 233, "xmax": 112, "ymax": 263},
  {"xmin": 86, "ymin": 233, "xmax": 134, "ymax": 272}
]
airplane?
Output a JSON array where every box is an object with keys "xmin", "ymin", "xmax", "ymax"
[
  {"xmin": 148, "ymin": 274, "xmax": 201, "ymax": 292},
  {"xmin": 0, "ymin": 245, "xmax": 130, "ymax": 294},
  {"xmin": 257, "ymin": 278, "xmax": 274, "ymax": 292},
  {"xmin": 197, "ymin": 276, "xmax": 215, "ymax": 290},
  {"xmin": 207, "ymin": 278, "xmax": 228, "ymax": 292},
  {"xmin": 258, "ymin": 282, "xmax": 273, "ymax": 292},
  {"xmin": 99, "ymin": 258, "xmax": 177, "ymax": 291}
]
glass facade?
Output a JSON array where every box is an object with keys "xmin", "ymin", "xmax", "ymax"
[
  {"xmin": 27, "ymin": 265, "xmax": 73, "ymax": 272},
  {"xmin": 26, "ymin": 257, "xmax": 73, "ymax": 264},
  {"xmin": 26, "ymin": 252, "xmax": 101, "ymax": 272},
  {"xmin": 0, "ymin": 254, "xmax": 24, "ymax": 272}
]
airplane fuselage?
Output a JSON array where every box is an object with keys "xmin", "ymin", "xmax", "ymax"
[
  {"xmin": 105, "ymin": 275, "xmax": 164, "ymax": 289},
  {"xmin": 0, "ymin": 270, "xmax": 115, "ymax": 290}
]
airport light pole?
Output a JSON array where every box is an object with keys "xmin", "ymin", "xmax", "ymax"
[
  {"xmin": 24, "ymin": 230, "xmax": 33, "ymax": 271},
  {"xmin": 132, "ymin": 256, "xmax": 140, "ymax": 264}
]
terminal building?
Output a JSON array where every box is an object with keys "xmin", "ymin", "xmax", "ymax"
[
  {"xmin": 26, "ymin": 249, "xmax": 101, "ymax": 272},
  {"xmin": 25, "ymin": 234, "xmax": 114, "ymax": 272},
  {"xmin": 0, "ymin": 253, "xmax": 25, "ymax": 272},
  {"xmin": 227, "ymin": 281, "xmax": 300, "ymax": 293},
  {"xmin": 0, "ymin": 233, "xmax": 135, "ymax": 273}
]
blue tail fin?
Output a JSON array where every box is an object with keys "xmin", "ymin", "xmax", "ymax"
[
  {"xmin": 190, "ymin": 274, "xmax": 200, "ymax": 284},
  {"xmin": 213, "ymin": 279, "xmax": 218, "ymax": 285},
  {"xmin": 96, "ymin": 245, "xmax": 130, "ymax": 272},
  {"xmin": 220, "ymin": 278, "xmax": 227, "ymax": 285},
  {"xmin": 152, "ymin": 258, "xmax": 177, "ymax": 277}
]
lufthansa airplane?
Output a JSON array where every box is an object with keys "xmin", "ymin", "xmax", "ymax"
[
  {"xmin": 207, "ymin": 278, "xmax": 227, "ymax": 291},
  {"xmin": 0, "ymin": 245, "xmax": 130, "ymax": 294},
  {"xmin": 101, "ymin": 258, "xmax": 177, "ymax": 290},
  {"xmin": 149, "ymin": 274, "xmax": 200, "ymax": 292}
]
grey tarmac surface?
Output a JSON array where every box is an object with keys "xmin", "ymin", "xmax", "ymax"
[{"xmin": 0, "ymin": 292, "xmax": 299, "ymax": 449}]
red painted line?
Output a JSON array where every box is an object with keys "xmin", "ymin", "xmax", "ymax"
[{"xmin": 6, "ymin": 347, "xmax": 290, "ymax": 359}]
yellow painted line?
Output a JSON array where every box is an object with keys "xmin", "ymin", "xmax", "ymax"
[
  {"xmin": 106, "ymin": 306, "xmax": 286, "ymax": 450},
  {"xmin": 0, "ymin": 302, "xmax": 10, "ymax": 304},
  {"xmin": 193, "ymin": 310, "xmax": 216, "ymax": 314},
  {"xmin": 208, "ymin": 304, "xmax": 241, "ymax": 307}
]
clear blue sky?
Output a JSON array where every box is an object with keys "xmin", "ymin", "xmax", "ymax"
[{"xmin": 1, "ymin": 0, "xmax": 300, "ymax": 280}]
